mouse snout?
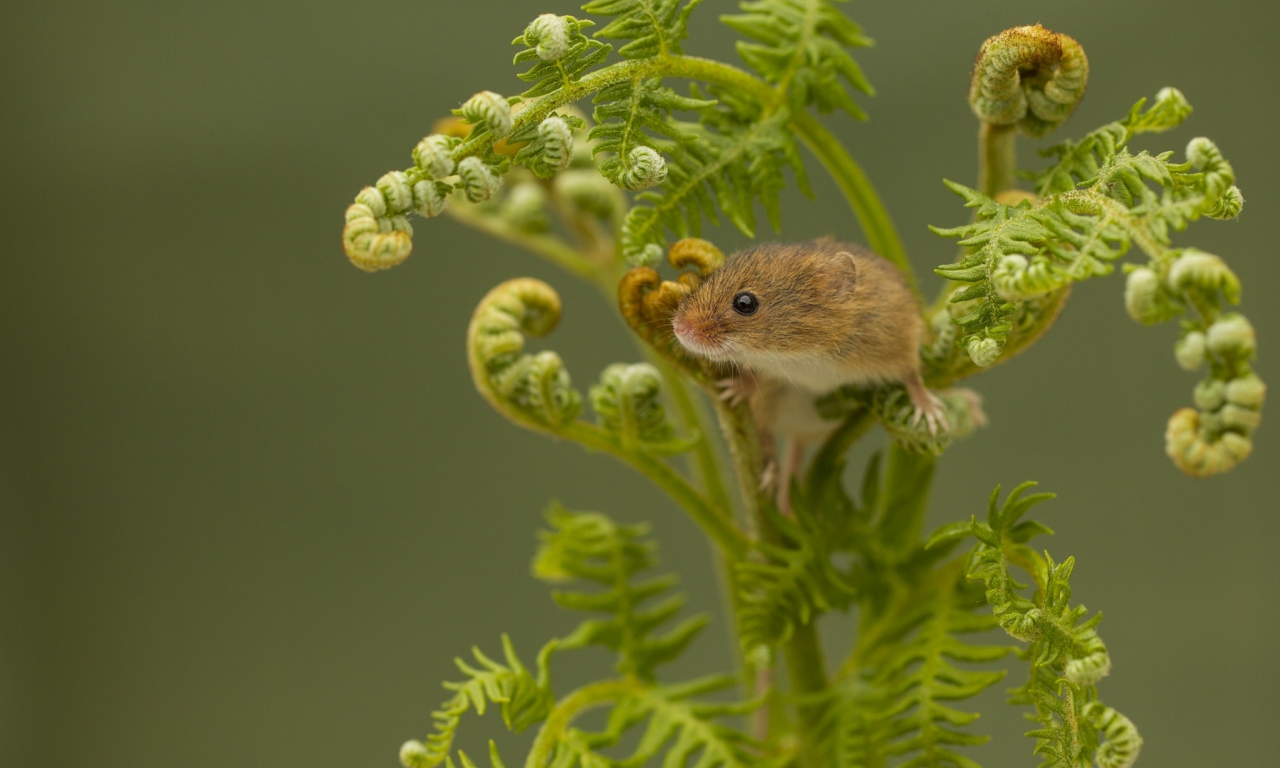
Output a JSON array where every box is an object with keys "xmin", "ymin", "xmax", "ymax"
[{"xmin": 671, "ymin": 308, "xmax": 723, "ymax": 358}]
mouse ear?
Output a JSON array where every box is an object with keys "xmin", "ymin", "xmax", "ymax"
[{"xmin": 834, "ymin": 251, "xmax": 858, "ymax": 293}]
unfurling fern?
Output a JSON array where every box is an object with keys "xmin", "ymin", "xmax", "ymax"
[
  {"xmin": 399, "ymin": 636, "xmax": 555, "ymax": 768},
  {"xmin": 929, "ymin": 484, "xmax": 1142, "ymax": 768},
  {"xmin": 931, "ymin": 88, "xmax": 1263, "ymax": 475},
  {"xmin": 513, "ymin": 15, "xmax": 610, "ymax": 97},
  {"xmin": 534, "ymin": 504, "xmax": 708, "ymax": 679}
]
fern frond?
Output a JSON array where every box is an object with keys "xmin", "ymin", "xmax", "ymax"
[
  {"xmin": 815, "ymin": 384, "xmax": 987, "ymax": 455},
  {"xmin": 513, "ymin": 16, "xmax": 611, "ymax": 98},
  {"xmin": 826, "ymin": 564, "xmax": 1008, "ymax": 768},
  {"xmin": 931, "ymin": 90, "xmax": 1262, "ymax": 475},
  {"xmin": 929, "ymin": 484, "xmax": 1142, "ymax": 768},
  {"xmin": 932, "ymin": 88, "xmax": 1235, "ymax": 367},
  {"xmin": 590, "ymin": 76, "xmax": 715, "ymax": 195},
  {"xmin": 583, "ymin": 0, "xmax": 704, "ymax": 59},
  {"xmin": 620, "ymin": 676, "xmax": 771, "ymax": 768},
  {"xmin": 735, "ymin": 490, "xmax": 857, "ymax": 655},
  {"xmin": 533, "ymin": 504, "xmax": 707, "ymax": 679},
  {"xmin": 400, "ymin": 636, "xmax": 555, "ymax": 768},
  {"xmin": 621, "ymin": 90, "xmax": 808, "ymax": 264},
  {"xmin": 722, "ymin": 0, "xmax": 874, "ymax": 118}
]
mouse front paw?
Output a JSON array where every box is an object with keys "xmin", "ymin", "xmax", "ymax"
[{"xmin": 716, "ymin": 373, "xmax": 757, "ymax": 407}]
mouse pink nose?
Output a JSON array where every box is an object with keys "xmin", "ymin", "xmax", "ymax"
[{"xmin": 671, "ymin": 316, "xmax": 689, "ymax": 337}]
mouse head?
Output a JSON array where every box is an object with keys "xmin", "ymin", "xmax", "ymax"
[{"xmin": 670, "ymin": 241, "xmax": 859, "ymax": 362}]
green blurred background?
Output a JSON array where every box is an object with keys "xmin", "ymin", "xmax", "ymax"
[{"xmin": 2, "ymin": 1, "xmax": 1276, "ymax": 766}]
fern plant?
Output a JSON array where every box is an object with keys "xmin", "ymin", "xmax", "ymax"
[{"xmin": 335, "ymin": 6, "xmax": 1262, "ymax": 768}]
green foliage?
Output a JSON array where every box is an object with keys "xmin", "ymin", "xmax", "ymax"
[
  {"xmin": 735, "ymin": 496, "xmax": 857, "ymax": 656},
  {"xmin": 620, "ymin": 92, "xmax": 809, "ymax": 265},
  {"xmin": 513, "ymin": 16, "xmax": 611, "ymax": 98},
  {"xmin": 338, "ymin": 6, "xmax": 1261, "ymax": 768},
  {"xmin": 931, "ymin": 87, "xmax": 1236, "ymax": 367},
  {"xmin": 931, "ymin": 88, "xmax": 1263, "ymax": 475},
  {"xmin": 534, "ymin": 504, "xmax": 708, "ymax": 679},
  {"xmin": 829, "ymin": 568, "xmax": 1009, "ymax": 768},
  {"xmin": 400, "ymin": 636, "xmax": 556, "ymax": 768},
  {"xmin": 721, "ymin": 0, "xmax": 874, "ymax": 119},
  {"xmin": 583, "ymin": 0, "xmax": 704, "ymax": 59},
  {"xmin": 930, "ymin": 484, "xmax": 1142, "ymax": 768}
]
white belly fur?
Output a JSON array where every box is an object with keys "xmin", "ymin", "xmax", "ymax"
[{"xmin": 738, "ymin": 350, "xmax": 898, "ymax": 394}]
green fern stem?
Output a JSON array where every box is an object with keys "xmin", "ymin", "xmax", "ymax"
[
  {"xmin": 784, "ymin": 621, "xmax": 830, "ymax": 768},
  {"xmin": 446, "ymin": 203, "xmax": 605, "ymax": 282},
  {"xmin": 448, "ymin": 54, "xmax": 910, "ymax": 286},
  {"xmin": 561, "ymin": 420, "xmax": 750, "ymax": 557},
  {"xmin": 978, "ymin": 122, "xmax": 1018, "ymax": 198},
  {"xmin": 788, "ymin": 110, "xmax": 915, "ymax": 295},
  {"xmin": 523, "ymin": 678, "xmax": 640, "ymax": 768}
]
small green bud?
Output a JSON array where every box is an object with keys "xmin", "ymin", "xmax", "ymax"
[
  {"xmin": 536, "ymin": 116, "xmax": 573, "ymax": 173},
  {"xmin": 1205, "ymin": 185, "xmax": 1244, "ymax": 220},
  {"xmin": 1166, "ymin": 407, "xmax": 1253, "ymax": 477},
  {"xmin": 991, "ymin": 254, "xmax": 1065, "ymax": 302},
  {"xmin": 524, "ymin": 14, "xmax": 570, "ymax": 61},
  {"xmin": 1193, "ymin": 378, "xmax": 1225, "ymax": 411},
  {"xmin": 637, "ymin": 243, "xmax": 665, "ymax": 268},
  {"xmin": 1185, "ymin": 136, "xmax": 1235, "ymax": 202},
  {"xmin": 1065, "ymin": 647, "xmax": 1111, "ymax": 685},
  {"xmin": 1220, "ymin": 404, "xmax": 1262, "ymax": 431},
  {"xmin": 400, "ymin": 740, "xmax": 430, "ymax": 768},
  {"xmin": 355, "ymin": 185, "xmax": 389, "ymax": 217},
  {"xmin": 1145, "ymin": 87, "xmax": 1192, "ymax": 130},
  {"xmin": 967, "ymin": 337, "xmax": 1001, "ymax": 368},
  {"xmin": 1225, "ymin": 374, "xmax": 1266, "ymax": 408},
  {"xmin": 460, "ymin": 91, "xmax": 514, "ymax": 139},
  {"xmin": 376, "ymin": 171, "xmax": 414, "ymax": 214},
  {"xmin": 1124, "ymin": 267, "xmax": 1180, "ymax": 325},
  {"xmin": 412, "ymin": 180, "xmax": 449, "ymax": 218},
  {"xmin": 502, "ymin": 182, "xmax": 550, "ymax": 233},
  {"xmin": 617, "ymin": 146, "xmax": 667, "ymax": 191},
  {"xmin": 457, "ymin": 157, "xmax": 503, "ymax": 203},
  {"xmin": 1174, "ymin": 331, "xmax": 1206, "ymax": 371},
  {"xmin": 1206, "ymin": 313, "xmax": 1256, "ymax": 358},
  {"xmin": 1167, "ymin": 249, "xmax": 1240, "ymax": 304},
  {"xmin": 413, "ymin": 134, "xmax": 458, "ymax": 180},
  {"xmin": 343, "ymin": 201, "xmax": 412, "ymax": 272}
]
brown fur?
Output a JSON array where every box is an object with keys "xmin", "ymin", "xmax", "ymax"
[{"xmin": 671, "ymin": 239, "xmax": 929, "ymax": 439}]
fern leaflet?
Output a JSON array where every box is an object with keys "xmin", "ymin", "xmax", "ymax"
[
  {"xmin": 722, "ymin": 0, "xmax": 874, "ymax": 118},
  {"xmin": 583, "ymin": 0, "xmax": 704, "ymax": 59},
  {"xmin": 401, "ymin": 635, "xmax": 555, "ymax": 768},
  {"xmin": 533, "ymin": 504, "xmax": 707, "ymax": 679}
]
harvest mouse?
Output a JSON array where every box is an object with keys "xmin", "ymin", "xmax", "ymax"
[{"xmin": 670, "ymin": 240, "xmax": 948, "ymax": 495}]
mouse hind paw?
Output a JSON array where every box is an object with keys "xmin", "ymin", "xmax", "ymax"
[{"xmin": 904, "ymin": 375, "xmax": 949, "ymax": 436}]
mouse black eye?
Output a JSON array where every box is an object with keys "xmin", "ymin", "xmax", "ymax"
[{"xmin": 732, "ymin": 292, "xmax": 759, "ymax": 316}]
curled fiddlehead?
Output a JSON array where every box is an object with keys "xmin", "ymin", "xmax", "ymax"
[
  {"xmin": 617, "ymin": 238, "xmax": 724, "ymax": 380},
  {"xmin": 468, "ymin": 279, "xmax": 583, "ymax": 433},
  {"xmin": 970, "ymin": 24, "xmax": 1088, "ymax": 138},
  {"xmin": 467, "ymin": 278, "xmax": 745, "ymax": 556}
]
